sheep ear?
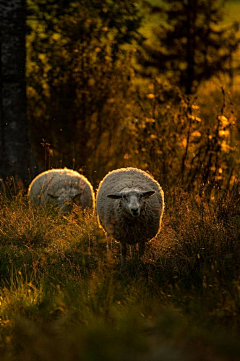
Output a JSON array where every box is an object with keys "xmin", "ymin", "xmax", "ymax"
[
  {"xmin": 141, "ymin": 190, "xmax": 155, "ymax": 198},
  {"xmin": 72, "ymin": 192, "xmax": 82, "ymax": 200},
  {"xmin": 107, "ymin": 192, "xmax": 123, "ymax": 199},
  {"xmin": 72, "ymin": 192, "xmax": 82, "ymax": 203},
  {"xmin": 47, "ymin": 193, "xmax": 58, "ymax": 199}
]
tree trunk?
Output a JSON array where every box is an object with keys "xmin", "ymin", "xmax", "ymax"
[{"xmin": 0, "ymin": 0, "xmax": 30, "ymax": 183}]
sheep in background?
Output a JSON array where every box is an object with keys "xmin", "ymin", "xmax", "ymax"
[
  {"xmin": 28, "ymin": 168, "xmax": 95, "ymax": 212},
  {"xmin": 96, "ymin": 167, "xmax": 164, "ymax": 266}
]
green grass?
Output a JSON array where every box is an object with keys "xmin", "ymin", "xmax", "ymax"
[{"xmin": 0, "ymin": 184, "xmax": 240, "ymax": 360}]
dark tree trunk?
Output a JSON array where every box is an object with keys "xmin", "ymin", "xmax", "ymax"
[{"xmin": 0, "ymin": 0, "xmax": 30, "ymax": 183}]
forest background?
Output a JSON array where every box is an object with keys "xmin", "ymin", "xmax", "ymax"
[
  {"xmin": 1, "ymin": 1, "xmax": 240, "ymax": 360},
  {"xmin": 2, "ymin": 0, "xmax": 240, "ymax": 195},
  {"xmin": 25, "ymin": 0, "xmax": 240, "ymax": 196}
]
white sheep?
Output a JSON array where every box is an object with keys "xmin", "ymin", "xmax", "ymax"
[
  {"xmin": 96, "ymin": 167, "xmax": 164, "ymax": 266},
  {"xmin": 28, "ymin": 168, "xmax": 95, "ymax": 212}
]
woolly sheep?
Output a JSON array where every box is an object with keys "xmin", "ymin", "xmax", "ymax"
[
  {"xmin": 28, "ymin": 168, "xmax": 95, "ymax": 212},
  {"xmin": 96, "ymin": 167, "xmax": 164, "ymax": 266}
]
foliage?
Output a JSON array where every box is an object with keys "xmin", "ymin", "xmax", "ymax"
[
  {"xmin": 26, "ymin": 0, "xmax": 240, "ymax": 193},
  {"xmin": 123, "ymin": 80, "xmax": 240, "ymax": 198},
  {"xmin": 138, "ymin": 0, "xmax": 240, "ymax": 94},
  {"xmin": 27, "ymin": 0, "xmax": 144, "ymax": 184}
]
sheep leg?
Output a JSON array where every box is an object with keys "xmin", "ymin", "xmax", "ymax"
[
  {"xmin": 139, "ymin": 242, "xmax": 145, "ymax": 259},
  {"xmin": 120, "ymin": 242, "xmax": 127, "ymax": 268}
]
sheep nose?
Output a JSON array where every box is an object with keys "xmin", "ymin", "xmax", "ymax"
[{"xmin": 131, "ymin": 208, "xmax": 139, "ymax": 216}]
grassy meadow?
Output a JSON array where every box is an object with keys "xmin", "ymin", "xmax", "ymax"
[{"xmin": 0, "ymin": 178, "xmax": 240, "ymax": 360}]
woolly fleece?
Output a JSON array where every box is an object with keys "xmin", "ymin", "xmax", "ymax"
[
  {"xmin": 96, "ymin": 167, "xmax": 164, "ymax": 245},
  {"xmin": 28, "ymin": 168, "xmax": 95, "ymax": 210}
]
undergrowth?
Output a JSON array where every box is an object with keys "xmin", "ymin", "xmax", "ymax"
[{"xmin": 0, "ymin": 184, "xmax": 239, "ymax": 360}]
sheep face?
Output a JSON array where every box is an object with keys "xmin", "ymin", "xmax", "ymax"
[
  {"xmin": 107, "ymin": 190, "xmax": 155, "ymax": 218},
  {"xmin": 47, "ymin": 187, "xmax": 82, "ymax": 212}
]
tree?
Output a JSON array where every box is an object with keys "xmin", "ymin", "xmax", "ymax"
[
  {"xmin": 0, "ymin": 0, "xmax": 30, "ymax": 182},
  {"xmin": 27, "ymin": 0, "xmax": 144, "ymax": 185},
  {"xmin": 138, "ymin": 0, "xmax": 240, "ymax": 94}
]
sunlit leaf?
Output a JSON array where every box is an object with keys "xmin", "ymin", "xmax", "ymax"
[
  {"xmin": 147, "ymin": 94, "xmax": 155, "ymax": 99},
  {"xmin": 218, "ymin": 115, "xmax": 229, "ymax": 127},
  {"xmin": 191, "ymin": 131, "xmax": 201, "ymax": 138},
  {"xmin": 150, "ymin": 134, "xmax": 157, "ymax": 139},
  {"xmin": 145, "ymin": 118, "xmax": 155, "ymax": 123}
]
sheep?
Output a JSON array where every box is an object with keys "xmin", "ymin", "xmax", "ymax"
[
  {"xmin": 96, "ymin": 167, "xmax": 164, "ymax": 266},
  {"xmin": 28, "ymin": 168, "xmax": 95, "ymax": 212}
]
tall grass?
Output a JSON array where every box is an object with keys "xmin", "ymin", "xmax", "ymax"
[{"xmin": 0, "ymin": 180, "xmax": 240, "ymax": 360}]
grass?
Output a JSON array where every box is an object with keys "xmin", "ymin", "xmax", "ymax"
[{"xmin": 0, "ymin": 184, "xmax": 240, "ymax": 360}]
